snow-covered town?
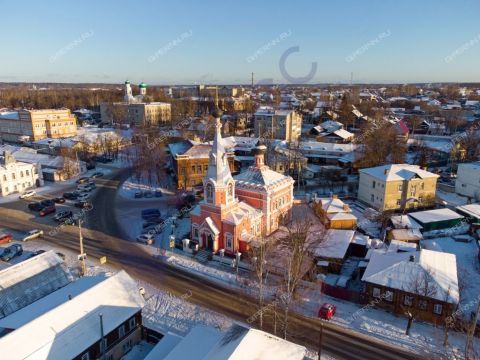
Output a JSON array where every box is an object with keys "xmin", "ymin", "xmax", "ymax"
[{"xmin": 1, "ymin": 1, "xmax": 480, "ymax": 360}]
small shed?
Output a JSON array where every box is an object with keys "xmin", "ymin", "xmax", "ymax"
[
  {"xmin": 408, "ymin": 208, "xmax": 464, "ymax": 232},
  {"xmin": 456, "ymin": 204, "xmax": 480, "ymax": 223}
]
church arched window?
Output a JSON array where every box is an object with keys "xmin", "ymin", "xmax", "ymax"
[
  {"xmin": 206, "ymin": 183, "xmax": 213, "ymax": 203},
  {"xmin": 228, "ymin": 182, "xmax": 233, "ymax": 199}
]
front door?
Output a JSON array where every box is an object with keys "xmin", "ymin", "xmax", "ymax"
[{"xmin": 207, "ymin": 234, "xmax": 214, "ymax": 251}]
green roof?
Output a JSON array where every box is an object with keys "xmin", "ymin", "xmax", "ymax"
[{"xmin": 139, "ymin": 82, "xmax": 147, "ymax": 88}]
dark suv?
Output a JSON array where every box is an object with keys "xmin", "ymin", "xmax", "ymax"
[{"xmin": 0, "ymin": 244, "xmax": 23, "ymax": 262}]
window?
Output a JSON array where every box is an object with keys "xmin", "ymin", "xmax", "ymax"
[
  {"xmin": 461, "ymin": 183, "xmax": 466, "ymax": 188},
  {"xmin": 420, "ymin": 182, "xmax": 425, "ymax": 190},
  {"xmin": 228, "ymin": 182, "xmax": 233, "ymax": 198},
  {"xmin": 396, "ymin": 199, "xmax": 401, "ymax": 206},
  {"xmin": 372, "ymin": 181, "xmax": 376, "ymax": 189},
  {"xmin": 2, "ymin": 175, "xmax": 6, "ymax": 181},
  {"xmin": 225, "ymin": 233, "xmax": 233, "ymax": 250},
  {"xmin": 418, "ymin": 300, "xmax": 428, "ymax": 311},
  {"xmin": 118, "ymin": 324, "xmax": 126, "ymax": 338},
  {"xmin": 20, "ymin": 171, "xmax": 24, "ymax": 178},
  {"xmin": 191, "ymin": 165, "xmax": 196, "ymax": 173},
  {"xmin": 371, "ymin": 194, "xmax": 375, "ymax": 202},
  {"xmin": 26, "ymin": 170, "xmax": 30, "ymax": 176},
  {"xmin": 11, "ymin": 173, "xmax": 15, "ymax": 180},
  {"xmin": 204, "ymin": 165, "xmax": 208, "ymax": 171},
  {"xmin": 384, "ymin": 290, "xmax": 393, "ymax": 302},
  {"xmin": 81, "ymin": 353, "xmax": 90, "ymax": 360},
  {"xmin": 418, "ymin": 196, "xmax": 423, "ymax": 203},
  {"xmin": 404, "ymin": 295, "xmax": 413, "ymax": 306},
  {"xmin": 206, "ymin": 183, "xmax": 213, "ymax": 203},
  {"xmin": 192, "ymin": 225, "xmax": 199, "ymax": 239},
  {"xmin": 433, "ymin": 304, "xmax": 443, "ymax": 315},
  {"xmin": 129, "ymin": 317, "xmax": 136, "ymax": 330},
  {"xmin": 398, "ymin": 184, "xmax": 403, "ymax": 191},
  {"xmin": 122, "ymin": 339, "xmax": 132, "ymax": 353},
  {"xmin": 372, "ymin": 287, "xmax": 381, "ymax": 298}
]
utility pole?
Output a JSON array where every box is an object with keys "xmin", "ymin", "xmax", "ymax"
[
  {"xmin": 78, "ymin": 220, "xmax": 86, "ymax": 277},
  {"xmin": 99, "ymin": 313, "xmax": 106, "ymax": 360},
  {"xmin": 317, "ymin": 322, "xmax": 323, "ymax": 359}
]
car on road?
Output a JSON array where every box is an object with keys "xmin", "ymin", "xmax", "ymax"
[
  {"xmin": 74, "ymin": 201, "xmax": 92, "ymax": 209},
  {"xmin": 155, "ymin": 190, "xmax": 163, "ymax": 197},
  {"xmin": 54, "ymin": 210, "xmax": 73, "ymax": 222},
  {"xmin": 0, "ymin": 244, "xmax": 23, "ymax": 262},
  {"xmin": 19, "ymin": 190, "xmax": 36, "ymax": 199},
  {"xmin": 40, "ymin": 199, "xmax": 55, "ymax": 207},
  {"xmin": 63, "ymin": 192, "xmax": 79, "ymax": 200},
  {"xmin": 53, "ymin": 197, "xmax": 66, "ymax": 204},
  {"xmin": 91, "ymin": 172, "xmax": 104, "ymax": 178},
  {"xmin": 134, "ymin": 192, "xmax": 143, "ymax": 199},
  {"xmin": 22, "ymin": 229, "xmax": 44, "ymax": 241},
  {"xmin": 39, "ymin": 205, "xmax": 56, "ymax": 217},
  {"xmin": 0, "ymin": 233, "xmax": 13, "ymax": 244},
  {"xmin": 141, "ymin": 208, "xmax": 161, "ymax": 220},
  {"xmin": 136, "ymin": 234, "xmax": 154, "ymax": 245},
  {"xmin": 28, "ymin": 202, "xmax": 44, "ymax": 211},
  {"xmin": 318, "ymin": 303, "xmax": 336, "ymax": 320},
  {"xmin": 76, "ymin": 177, "xmax": 90, "ymax": 184}
]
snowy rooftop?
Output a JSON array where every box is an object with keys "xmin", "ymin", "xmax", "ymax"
[
  {"xmin": 313, "ymin": 229, "xmax": 355, "ymax": 259},
  {"xmin": 390, "ymin": 215, "xmax": 423, "ymax": 230},
  {"xmin": 0, "ymin": 276, "xmax": 106, "ymax": 330},
  {"xmin": 408, "ymin": 208, "xmax": 464, "ymax": 224},
  {"xmin": 362, "ymin": 249, "xmax": 459, "ymax": 303},
  {"xmin": 389, "ymin": 228, "xmax": 423, "ymax": 242},
  {"xmin": 298, "ymin": 141, "xmax": 358, "ymax": 154},
  {"xmin": 234, "ymin": 164, "xmax": 293, "ymax": 190},
  {"xmin": 359, "ymin": 164, "xmax": 439, "ymax": 181},
  {"xmin": 0, "ymin": 270, "xmax": 145, "ymax": 360},
  {"xmin": 0, "ymin": 251, "xmax": 72, "ymax": 319},
  {"xmin": 161, "ymin": 324, "xmax": 306, "ymax": 360},
  {"xmin": 456, "ymin": 203, "xmax": 480, "ymax": 219},
  {"xmin": 314, "ymin": 197, "xmax": 351, "ymax": 214},
  {"xmin": 0, "ymin": 111, "xmax": 19, "ymax": 120}
]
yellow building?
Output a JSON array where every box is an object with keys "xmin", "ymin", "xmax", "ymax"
[
  {"xmin": 358, "ymin": 164, "xmax": 439, "ymax": 212},
  {"xmin": 311, "ymin": 195, "xmax": 357, "ymax": 229},
  {"xmin": 254, "ymin": 107, "xmax": 302, "ymax": 142},
  {"xmin": 0, "ymin": 109, "xmax": 77, "ymax": 142}
]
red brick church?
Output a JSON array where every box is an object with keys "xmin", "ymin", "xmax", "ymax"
[{"xmin": 190, "ymin": 105, "xmax": 294, "ymax": 255}]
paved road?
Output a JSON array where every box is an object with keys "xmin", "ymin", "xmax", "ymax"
[{"xmin": 0, "ymin": 169, "xmax": 429, "ymax": 360}]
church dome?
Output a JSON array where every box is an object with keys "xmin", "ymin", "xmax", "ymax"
[{"xmin": 139, "ymin": 82, "xmax": 147, "ymax": 88}]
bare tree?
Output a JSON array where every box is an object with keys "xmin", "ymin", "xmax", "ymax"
[
  {"xmin": 250, "ymin": 237, "xmax": 271, "ymax": 330},
  {"xmin": 402, "ymin": 267, "xmax": 439, "ymax": 336}
]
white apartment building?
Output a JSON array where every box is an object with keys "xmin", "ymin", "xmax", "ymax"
[
  {"xmin": 455, "ymin": 162, "xmax": 480, "ymax": 200},
  {"xmin": 254, "ymin": 107, "xmax": 302, "ymax": 142},
  {"xmin": 0, "ymin": 151, "xmax": 41, "ymax": 197}
]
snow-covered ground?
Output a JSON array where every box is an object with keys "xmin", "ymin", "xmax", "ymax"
[
  {"xmin": 118, "ymin": 175, "xmax": 175, "ymax": 200},
  {"xmin": 436, "ymin": 190, "xmax": 469, "ymax": 207}
]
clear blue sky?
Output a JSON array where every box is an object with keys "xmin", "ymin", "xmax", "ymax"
[{"xmin": 1, "ymin": 0, "xmax": 479, "ymax": 84}]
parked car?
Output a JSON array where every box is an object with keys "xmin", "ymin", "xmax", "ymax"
[
  {"xmin": 91, "ymin": 172, "xmax": 104, "ymax": 178},
  {"xmin": 54, "ymin": 210, "xmax": 73, "ymax": 222},
  {"xmin": 19, "ymin": 190, "xmax": 36, "ymax": 199},
  {"xmin": 0, "ymin": 233, "xmax": 13, "ymax": 244},
  {"xmin": 63, "ymin": 192, "xmax": 79, "ymax": 200},
  {"xmin": 136, "ymin": 234, "xmax": 154, "ymax": 245},
  {"xmin": 134, "ymin": 192, "xmax": 143, "ymax": 199},
  {"xmin": 56, "ymin": 252, "xmax": 66, "ymax": 261},
  {"xmin": 141, "ymin": 209, "xmax": 161, "ymax": 220},
  {"xmin": 0, "ymin": 244, "xmax": 23, "ymax": 262},
  {"xmin": 53, "ymin": 197, "xmax": 66, "ymax": 204},
  {"xmin": 318, "ymin": 303, "xmax": 336, "ymax": 320},
  {"xmin": 74, "ymin": 201, "xmax": 92, "ymax": 209},
  {"xmin": 39, "ymin": 205, "xmax": 56, "ymax": 217},
  {"xmin": 154, "ymin": 190, "xmax": 163, "ymax": 198},
  {"xmin": 142, "ymin": 216, "xmax": 163, "ymax": 224},
  {"xmin": 76, "ymin": 177, "xmax": 90, "ymax": 184},
  {"xmin": 143, "ymin": 191, "xmax": 154, "ymax": 198},
  {"xmin": 40, "ymin": 199, "xmax": 55, "ymax": 207},
  {"xmin": 22, "ymin": 229, "xmax": 44, "ymax": 241},
  {"xmin": 28, "ymin": 202, "xmax": 44, "ymax": 211},
  {"xmin": 77, "ymin": 193, "xmax": 90, "ymax": 201}
]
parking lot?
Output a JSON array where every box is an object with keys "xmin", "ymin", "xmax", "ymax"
[{"xmin": 0, "ymin": 173, "xmax": 104, "ymax": 268}]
